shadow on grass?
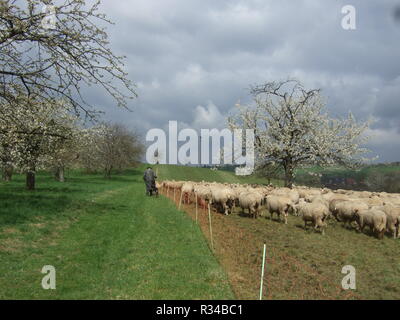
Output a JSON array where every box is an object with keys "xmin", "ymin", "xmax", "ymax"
[
  {"xmin": 0, "ymin": 188, "xmax": 131, "ymax": 226},
  {"xmin": 294, "ymin": 223, "xmax": 306, "ymax": 230},
  {"xmin": 0, "ymin": 181, "xmax": 88, "ymax": 226},
  {"xmin": 263, "ymin": 215, "xmax": 284, "ymax": 224},
  {"xmin": 0, "ymin": 192, "xmax": 75, "ymax": 225},
  {"xmin": 0, "ymin": 167, "xmax": 145, "ymax": 227},
  {"xmin": 238, "ymin": 212, "xmax": 254, "ymax": 219}
]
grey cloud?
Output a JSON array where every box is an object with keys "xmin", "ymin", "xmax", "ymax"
[{"xmin": 80, "ymin": 0, "xmax": 400, "ymax": 162}]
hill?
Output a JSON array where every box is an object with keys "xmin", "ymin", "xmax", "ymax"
[{"xmin": 154, "ymin": 164, "xmax": 283, "ymax": 186}]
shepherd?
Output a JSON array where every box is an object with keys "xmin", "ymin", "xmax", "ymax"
[{"xmin": 143, "ymin": 166, "xmax": 158, "ymax": 196}]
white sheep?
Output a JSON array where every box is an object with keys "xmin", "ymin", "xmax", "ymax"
[
  {"xmin": 354, "ymin": 208, "xmax": 387, "ymax": 239},
  {"xmin": 265, "ymin": 195, "xmax": 293, "ymax": 224},
  {"xmin": 181, "ymin": 182, "xmax": 194, "ymax": 204},
  {"xmin": 296, "ymin": 202, "xmax": 330, "ymax": 235},
  {"xmin": 330, "ymin": 200, "xmax": 368, "ymax": 229},
  {"xmin": 271, "ymin": 188, "xmax": 300, "ymax": 204},
  {"xmin": 381, "ymin": 204, "xmax": 400, "ymax": 239},
  {"xmin": 238, "ymin": 192, "xmax": 264, "ymax": 219},
  {"xmin": 210, "ymin": 187, "xmax": 235, "ymax": 215}
]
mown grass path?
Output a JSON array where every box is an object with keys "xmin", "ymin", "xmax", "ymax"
[{"xmin": 0, "ymin": 170, "xmax": 234, "ymax": 299}]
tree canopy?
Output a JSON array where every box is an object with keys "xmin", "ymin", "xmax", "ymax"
[
  {"xmin": 228, "ymin": 79, "xmax": 372, "ymax": 188},
  {"xmin": 0, "ymin": 0, "xmax": 136, "ymax": 117}
]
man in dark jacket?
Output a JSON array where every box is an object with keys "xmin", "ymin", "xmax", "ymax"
[{"xmin": 143, "ymin": 167, "xmax": 157, "ymax": 196}]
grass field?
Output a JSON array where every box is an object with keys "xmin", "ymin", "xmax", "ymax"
[
  {"xmin": 0, "ymin": 168, "xmax": 234, "ymax": 299},
  {"xmin": 1, "ymin": 164, "xmax": 400, "ymax": 300}
]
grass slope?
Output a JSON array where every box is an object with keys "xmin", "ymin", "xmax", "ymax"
[
  {"xmin": 154, "ymin": 164, "xmax": 282, "ymax": 185},
  {"xmin": 0, "ymin": 169, "xmax": 234, "ymax": 299}
]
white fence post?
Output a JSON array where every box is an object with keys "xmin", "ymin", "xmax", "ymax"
[
  {"xmin": 178, "ymin": 190, "xmax": 183, "ymax": 210},
  {"xmin": 208, "ymin": 203, "xmax": 214, "ymax": 251},
  {"xmin": 259, "ymin": 243, "xmax": 267, "ymax": 300},
  {"xmin": 195, "ymin": 193, "xmax": 198, "ymax": 223}
]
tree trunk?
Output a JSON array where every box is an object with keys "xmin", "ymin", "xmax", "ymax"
[
  {"xmin": 26, "ymin": 166, "xmax": 36, "ymax": 190},
  {"xmin": 284, "ymin": 160, "xmax": 295, "ymax": 189},
  {"xmin": 105, "ymin": 166, "xmax": 112, "ymax": 178},
  {"xmin": 2, "ymin": 165, "xmax": 13, "ymax": 182},
  {"xmin": 58, "ymin": 166, "xmax": 65, "ymax": 182},
  {"xmin": 54, "ymin": 166, "xmax": 65, "ymax": 182},
  {"xmin": 1, "ymin": 143, "xmax": 13, "ymax": 181}
]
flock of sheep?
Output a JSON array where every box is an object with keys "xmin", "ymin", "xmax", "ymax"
[{"xmin": 158, "ymin": 180, "xmax": 400, "ymax": 239}]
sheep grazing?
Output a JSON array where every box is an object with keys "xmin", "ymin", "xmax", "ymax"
[
  {"xmin": 328, "ymin": 199, "xmax": 347, "ymax": 217},
  {"xmin": 238, "ymin": 192, "xmax": 264, "ymax": 219},
  {"xmin": 210, "ymin": 187, "xmax": 235, "ymax": 215},
  {"xmin": 330, "ymin": 200, "xmax": 368, "ymax": 229},
  {"xmin": 272, "ymin": 188, "xmax": 300, "ymax": 204},
  {"xmin": 308, "ymin": 195, "xmax": 329, "ymax": 208},
  {"xmin": 160, "ymin": 178, "xmax": 400, "ymax": 240},
  {"xmin": 296, "ymin": 202, "xmax": 330, "ymax": 235},
  {"xmin": 194, "ymin": 185, "xmax": 212, "ymax": 202},
  {"xmin": 364, "ymin": 196, "xmax": 385, "ymax": 208},
  {"xmin": 398, "ymin": 216, "xmax": 400, "ymax": 236},
  {"xmin": 382, "ymin": 197, "xmax": 400, "ymax": 207},
  {"xmin": 354, "ymin": 191, "xmax": 373, "ymax": 199},
  {"xmin": 354, "ymin": 208, "xmax": 387, "ymax": 239},
  {"xmin": 297, "ymin": 188, "xmax": 321, "ymax": 199},
  {"xmin": 265, "ymin": 195, "xmax": 293, "ymax": 224},
  {"xmin": 323, "ymin": 193, "xmax": 348, "ymax": 202},
  {"xmin": 292, "ymin": 198, "xmax": 306, "ymax": 216},
  {"xmin": 336, "ymin": 189, "xmax": 349, "ymax": 195},
  {"xmin": 164, "ymin": 180, "xmax": 184, "ymax": 193},
  {"xmin": 181, "ymin": 182, "xmax": 194, "ymax": 204},
  {"xmin": 380, "ymin": 204, "xmax": 400, "ymax": 239}
]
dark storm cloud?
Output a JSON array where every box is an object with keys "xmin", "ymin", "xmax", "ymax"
[{"xmin": 81, "ymin": 0, "xmax": 400, "ymax": 162}]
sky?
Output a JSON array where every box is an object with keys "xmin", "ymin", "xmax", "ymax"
[{"xmin": 89, "ymin": 0, "xmax": 400, "ymax": 163}]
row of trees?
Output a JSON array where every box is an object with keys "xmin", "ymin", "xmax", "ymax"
[
  {"xmin": 365, "ymin": 171, "xmax": 400, "ymax": 193},
  {"xmin": 0, "ymin": 97, "xmax": 79, "ymax": 189},
  {"xmin": 80, "ymin": 123, "xmax": 144, "ymax": 178},
  {"xmin": 0, "ymin": 98, "xmax": 143, "ymax": 189}
]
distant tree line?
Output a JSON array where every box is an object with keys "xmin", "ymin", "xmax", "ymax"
[{"xmin": 295, "ymin": 166, "xmax": 400, "ymax": 193}]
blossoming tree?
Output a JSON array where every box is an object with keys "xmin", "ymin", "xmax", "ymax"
[
  {"xmin": 0, "ymin": 97, "xmax": 80, "ymax": 189},
  {"xmin": 228, "ymin": 79, "xmax": 372, "ymax": 188},
  {"xmin": 79, "ymin": 123, "xmax": 144, "ymax": 178}
]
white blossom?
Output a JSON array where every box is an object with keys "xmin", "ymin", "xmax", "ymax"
[{"xmin": 228, "ymin": 79, "xmax": 373, "ymax": 187}]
